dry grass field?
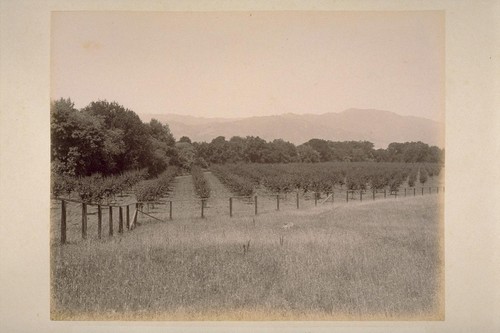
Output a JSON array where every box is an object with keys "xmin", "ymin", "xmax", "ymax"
[{"xmin": 50, "ymin": 193, "xmax": 443, "ymax": 321}]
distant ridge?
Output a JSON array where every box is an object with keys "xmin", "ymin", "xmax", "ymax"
[{"xmin": 138, "ymin": 108, "xmax": 443, "ymax": 148}]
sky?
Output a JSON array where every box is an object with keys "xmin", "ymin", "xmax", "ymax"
[{"xmin": 51, "ymin": 11, "xmax": 444, "ymax": 122}]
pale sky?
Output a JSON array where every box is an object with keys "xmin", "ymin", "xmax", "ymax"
[{"xmin": 51, "ymin": 11, "xmax": 444, "ymax": 122}]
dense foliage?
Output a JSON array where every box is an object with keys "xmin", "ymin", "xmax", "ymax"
[
  {"xmin": 194, "ymin": 137, "xmax": 444, "ymax": 165},
  {"xmin": 51, "ymin": 98, "xmax": 177, "ymax": 177}
]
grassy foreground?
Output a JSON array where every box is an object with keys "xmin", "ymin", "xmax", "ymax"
[{"xmin": 51, "ymin": 195, "xmax": 444, "ymax": 321}]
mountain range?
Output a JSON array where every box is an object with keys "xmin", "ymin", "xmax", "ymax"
[{"xmin": 138, "ymin": 108, "xmax": 443, "ymax": 148}]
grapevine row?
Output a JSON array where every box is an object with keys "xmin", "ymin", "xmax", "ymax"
[
  {"xmin": 191, "ymin": 166, "xmax": 211, "ymax": 198},
  {"xmin": 133, "ymin": 167, "xmax": 179, "ymax": 202},
  {"xmin": 212, "ymin": 162, "xmax": 443, "ymax": 195},
  {"xmin": 51, "ymin": 169, "xmax": 148, "ymax": 203}
]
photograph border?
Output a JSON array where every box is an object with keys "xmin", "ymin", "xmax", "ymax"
[{"xmin": 1, "ymin": 0, "xmax": 499, "ymax": 332}]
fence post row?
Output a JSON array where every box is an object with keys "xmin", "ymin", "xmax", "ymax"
[
  {"xmin": 346, "ymin": 190, "xmax": 349, "ymax": 203},
  {"xmin": 59, "ymin": 182, "xmax": 446, "ymax": 245}
]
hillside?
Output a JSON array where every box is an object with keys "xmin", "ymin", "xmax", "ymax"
[{"xmin": 138, "ymin": 108, "xmax": 443, "ymax": 148}]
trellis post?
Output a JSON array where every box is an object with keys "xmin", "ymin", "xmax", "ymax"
[
  {"xmin": 229, "ymin": 197, "xmax": 233, "ymax": 217},
  {"xmin": 81, "ymin": 203, "xmax": 87, "ymax": 239},
  {"xmin": 60, "ymin": 200, "xmax": 66, "ymax": 245},
  {"xmin": 109, "ymin": 206, "xmax": 113, "ymax": 236},
  {"xmin": 97, "ymin": 205, "xmax": 102, "ymax": 239},
  {"xmin": 118, "ymin": 207, "xmax": 124, "ymax": 233}
]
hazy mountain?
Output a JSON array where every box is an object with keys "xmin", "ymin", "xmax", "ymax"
[{"xmin": 138, "ymin": 108, "xmax": 443, "ymax": 148}]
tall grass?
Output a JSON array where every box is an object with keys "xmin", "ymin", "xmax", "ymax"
[{"xmin": 51, "ymin": 195, "xmax": 443, "ymax": 320}]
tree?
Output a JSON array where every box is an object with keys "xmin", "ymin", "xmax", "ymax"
[
  {"xmin": 81, "ymin": 100, "xmax": 153, "ymax": 171},
  {"xmin": 149, "ymin": 119, "xmax": 176, "ymax": 146},
  {"xmin": 51, "ymin": 98, "xmax": 107, "ymax": 176},
  {"xmin": 305, "ymin": 139, "xmax": 332, "ymax": 162},
  {"xmin": 244, "ymin": 136, "xmax": 267, "ymax": 163},
  {"xmin": 175, "ymin": 141, "xmax": 196, "ymax": 170},
  {"xmin": 297, "ymin": 144, "xmax": 320, "ymax": 163},
  {"xmin": 178, "ymin": 136, "xmax": 192, "ymax": 144}
]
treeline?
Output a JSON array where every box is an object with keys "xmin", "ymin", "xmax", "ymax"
[
  {"xmin": 51, "ymin": 98, "xmax": 444, "ymax": 177},
  {"xmin": 193, "ymin": 137, "xmax": 444, "ymax": 165}
]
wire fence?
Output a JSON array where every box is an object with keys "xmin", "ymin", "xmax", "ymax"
[{"xmin": 52, "ymin": 185, "xmax": 444, "ymax": 246}]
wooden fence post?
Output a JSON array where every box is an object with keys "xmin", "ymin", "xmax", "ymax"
[
  {"xmin": 314, "ymin": 192, "xmax": 318, "ymax": 206},
  {"xmin": 126, "ymin": 205, "xmax": 130, "ymax": 230},
  {"xmin": 276, "ymin": 195, "xmax": 280, "ymax": 210},
  {"xmin": 97, "ymin": 205, "xmax": 102, "ymax": 239},
  {"xmin": 414, "ymin": 188, "xmax": 416, "ymax": 196},
  {"xmin": 422, "ymin": 187, "xmax": 424, "ymax": 196},
  {"xmin": 360, "ymin": 191, "xmax": 363, "ymax": 202},
  {"xmin": 201, "ymin": 199, "xmax": 205, "ymax": 218},
  {"xmin": 296, "ymin": 192, "xmax": 299, "ymax": 209},
  {"xmin": 373, "ymin": 190, "xmax": 375, "ymax": 200},
  {"xmin": 60, "ymin": 200, "xmax": 66, "ymax": 245},
  {"xmin": 131, "ymin": 206, "xmax": 138, "ymax": 229},
  {"xmin": 254, "ymin": 195, "xmax": 258, "ymax": 215},
  {"xmin": 404, "ymin": 188, "xmax": 407, "ymax": 197},
  {"xmin": 384, "ymin": 190, "xmax": 387, "ymax": 198},
  {"xmin": 346, "ymin": 190, "xmax": 349, "ymax": 203},
  {"xmin": 109, "ymin": 206, "xmax": 113, "ymax": 236},
  {"xmin": 395, "ymin": 191, "xmax": 398, "ymax": 199},
  {"xmin": 169, "ymin": 201, "xmax": 173, "ymax": 220},
  {"xmin": 229, "ymin": 197, "xmax": 233, "ymax": 217},
  {"xmin": 118, "ymin": 207, "xmax": 124, "ymax": 233},
  {"xmin": 81, "ymin": 203, "xmax": 87, "ymax": 239}
]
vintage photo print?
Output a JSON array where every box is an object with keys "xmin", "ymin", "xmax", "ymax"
[{"xmin": 49, "ymin": 11, "xmax": 444, "ymax": 321}]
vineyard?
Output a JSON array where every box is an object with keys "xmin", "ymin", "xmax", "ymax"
[
  {"xmin": 211, "ymin": 162, "xmax": 442, "ymax": 197},
  {"xmin": 51, "ymin": 162, "xmax": 443, "ymax": 246}
]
